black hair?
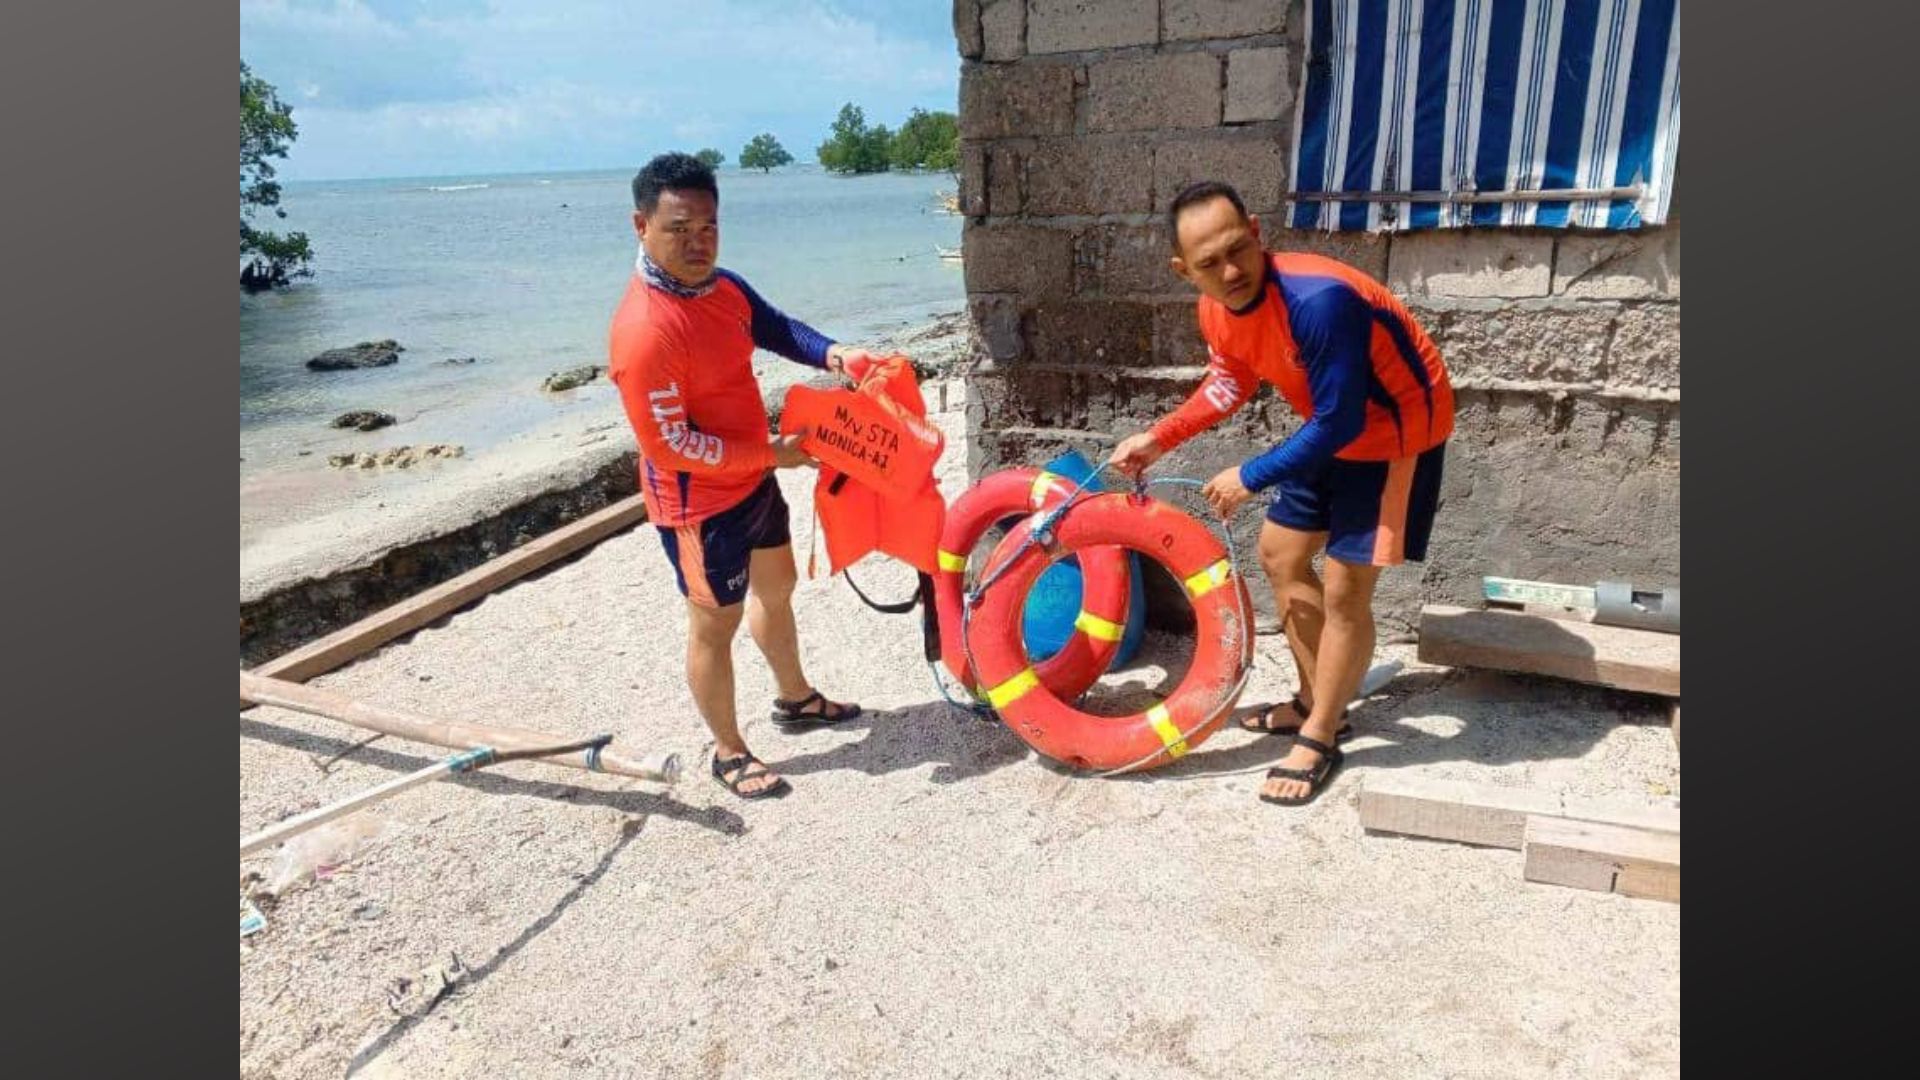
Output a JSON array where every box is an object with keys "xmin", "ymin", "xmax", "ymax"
[
  {"xmin": 1167, "ymin": 180, "xmax": 1249, "ymax": 250},
  {"xmin": 631, "ymin": 152, "xmax": 719, "ymax": 212}
]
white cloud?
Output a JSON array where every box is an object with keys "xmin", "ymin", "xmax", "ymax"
[
  {"xmin": 309, "ymin": 81, "xmax": 658, "ymax": 144},
  {"xmin": 245, "ymin": 0, "xmax": 960, "ymax": 179},
  {"xmin": 240, "ymin": 0, "xmax": 408, "ymax": 41}
]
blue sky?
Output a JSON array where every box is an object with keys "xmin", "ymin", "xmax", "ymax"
[{"xmin": 241, "ymin": 0, "xmax": 962, "ymax": 181}]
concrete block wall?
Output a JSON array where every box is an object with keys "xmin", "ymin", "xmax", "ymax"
[{"xmin": 952, "ymin": 0, "xmax": 1680, "ymax": 636}]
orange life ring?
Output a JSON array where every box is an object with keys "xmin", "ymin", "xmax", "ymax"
[
  {"xmin": 964, "ymin": 492, "xmax": 1253, "ymax": 773},
  {"xmin": 934, "ymin": 468, "xmax": 1133, "ymax": 700}
]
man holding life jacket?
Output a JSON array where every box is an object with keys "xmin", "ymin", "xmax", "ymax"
[
  {"xmin": 1108, "ymin": 181, "xmax": 1454, "ymax": 808},
  {"xmin": 608, "ymin": 152, "xmax": 883, "ymax": 801}
]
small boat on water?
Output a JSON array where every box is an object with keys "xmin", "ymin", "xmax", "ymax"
[{"xmin": 936, "ymin": 245, "xmax": 963, "ymax": 263}]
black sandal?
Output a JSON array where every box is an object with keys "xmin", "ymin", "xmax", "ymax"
[
  {"xmin": 1238, "ymin": 697, "xmax": 1353, "ymax": 740},
  {"xmin": 771, "ymin": 690, "xmax": 862, "ymax": 730},
  {"xmin": 1258, "ymin": 734, "xmax": 1345, "ymax": 807},
  {"xmin": 711, "ymin": 752, "xmax": 790, "ymax": 800}
]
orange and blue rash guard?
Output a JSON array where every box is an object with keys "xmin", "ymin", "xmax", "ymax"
[
  {"xmin": 608, "ymin": 260, "xmax": 835, "ymax": 527},
  {"xmin": 1149, "ymin": 252, "xmax": 1455, "ymax": 491}
]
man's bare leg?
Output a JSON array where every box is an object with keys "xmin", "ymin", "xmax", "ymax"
[
  {"xmin": 746, "ymin": 543, "xmax": 856, "ymax": 720},
  {"xmin": 686, "ymin": 598, "xmax": 783, "ymax": 796},
  {"xmin": 744, "ymin": 544, "xmax": 810, "ymax": 702},
  {"xmin": 1245, "ymin": 522, "xmax": 1329, "ymax": 728},
  {"xmin": 1260, "ymin": 557, "xmax": 1382, "ymax": 801}
]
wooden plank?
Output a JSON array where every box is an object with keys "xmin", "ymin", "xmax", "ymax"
[
  {"xmin": 1359, "ymin": 775, "xmax": 1561, "ymax": 849},
  {"xmin": 1361, "ymin": 775, "xmax": 1679, "ymax": 850},
  {"xmin": 239, "ymin": 672, "xmax": 679, "ymax": 783},
  {"xmin": 249, "ymin": 494, "xmax": 648, "ymax": 688},
  {"xmin": 1416, "ymin": 604, "xmax": 1680, "ymax": 696},
  {"xmin": 1560, "ymin": 795, "xmax": 1680, "ymax": 835},
  {"xmin": 1523, "ymin": 816, "xmax": 1680, "ymax": 903},
  {"xmin": 1484, "ymin": 601, "xmax": 1599, "ymax": 625}
]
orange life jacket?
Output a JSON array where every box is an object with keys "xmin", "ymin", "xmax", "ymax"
[{"xmin": 780, "ymin": 356, "xmax": 946, "ymax": 577}]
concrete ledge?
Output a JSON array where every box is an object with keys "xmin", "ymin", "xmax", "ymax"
[{"xmin": 240, "ymin": 450, "xmax": 639, "ymax": 666}]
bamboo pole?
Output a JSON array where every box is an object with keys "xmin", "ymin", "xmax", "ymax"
[{"xmin": 239, "ymin": 672, "xmax": 680, "ymax": 784}]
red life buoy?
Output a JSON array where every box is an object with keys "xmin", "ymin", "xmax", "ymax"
[
  {"xmin": 934, "ymin": 468, "xmax": 1133, "ymax": 700},
  {"xmin": 964, "ymin": 492, "xmax": 1254, "ymax": 773}
]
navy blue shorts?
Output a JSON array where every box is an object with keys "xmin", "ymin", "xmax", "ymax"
[
  {"xmin": 1265, "ymin": 442, "xmax": 1447, "ymax": 566},
  {"xmin": 657, "ymin": 473, "xmax": 792, "ymax": 607}
]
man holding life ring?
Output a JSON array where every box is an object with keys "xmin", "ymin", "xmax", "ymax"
[{"xmin": 1108, "ymin": 181, "xmax": 1455, "ymax": 808}]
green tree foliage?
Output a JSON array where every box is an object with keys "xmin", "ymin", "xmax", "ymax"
[
  {"xmin": 819, "ymin": 104, "xmax": 961, "ymax": 175},
  {"xmin": 695, "ymin": 148, "xmax": 726, "ymax": 169},
  {"xmin": 739, "ymin": 133, "xmax": 795, "ymax": 172},
  {"xmin": 817, "ymin": 103, "xmax": 893, "ymax": 175},
  {"xmin": 864, "ymin": 124, "xmax": 894, "ymax": 171},
  {"xmin": 888, "ymin": 108, "xmax": 960, "ymax": 171},
  {"xmin": 240, "ymin": 61, "xmax": 313, "ymax": 290}
]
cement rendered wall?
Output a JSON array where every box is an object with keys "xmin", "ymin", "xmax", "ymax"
[{"xmin": 952, "ymin": 0, "xmax": 1679, "ymax": 636}]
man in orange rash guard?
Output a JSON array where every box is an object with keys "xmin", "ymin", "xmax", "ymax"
[
  {"xmin": 1108, "ymin": 181, "xmax": 1454, "ymax": 809},
  {"xmin": 608, "ymin": 152, "xmax": 882, "ymax": 801}
]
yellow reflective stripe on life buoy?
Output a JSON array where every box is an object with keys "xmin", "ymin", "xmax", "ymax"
[
  {"xmin": 1029, "ymin": 471, "xmax": 1064, "ymax": 508},
  {"xmin": 985, "ymin": 667, "xmax": 1040, "ymax": 710},
  {"xmin": 1182, "ymin": 559, "xmax": 1232, "ymax": 599},
  {"xmin": 1146, "ymin": 703, "xmax": 1189, "ymax": 758},
  {"xmin": 937, "ymin": 548, "xmax": 968, "ymax": 573},
  {"xmin": 1073, "ymin": 610, "xmax": 1125, "ymax": 642}
]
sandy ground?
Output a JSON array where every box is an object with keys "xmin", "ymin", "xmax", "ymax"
[{"xmin": 239, "ymin": 382, "xmax": 1680, "ymax": 1079}]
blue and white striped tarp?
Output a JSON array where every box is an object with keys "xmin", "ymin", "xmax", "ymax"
[{"xmin": 1287, "ymin": 0, "xmax": 1680, "ymax": 231}]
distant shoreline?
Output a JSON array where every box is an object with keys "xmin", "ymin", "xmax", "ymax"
[{"xmin": 277, "ymin": 160, "xmax": 950, "ymax": 188}]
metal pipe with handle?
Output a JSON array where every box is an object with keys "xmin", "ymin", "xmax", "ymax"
[{"xmin": 239, "ymin": 736, "xmax": 609, "ymax": 857}]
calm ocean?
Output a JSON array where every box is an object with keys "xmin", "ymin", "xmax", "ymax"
[{"xmin": 239, "ymin": 164, "xmax": 965, "ymax": 477}]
